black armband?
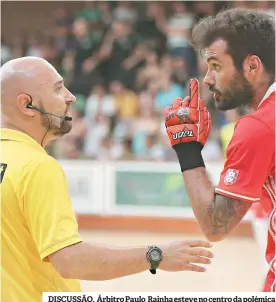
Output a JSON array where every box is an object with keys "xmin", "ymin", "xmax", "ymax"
[{"xmin": 173, "ymin": 142, "xmax": 205, "ymax": 172}]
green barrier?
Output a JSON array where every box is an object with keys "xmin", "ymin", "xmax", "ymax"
[{"xmin": 116, "ymin": 171, "xmax": 191, "ymax": 208}]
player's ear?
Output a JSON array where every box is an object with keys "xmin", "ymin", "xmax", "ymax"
[
  {"xmin": 17, "ymin": 94, "xmax": 35, "ymax": 117},
  {"xmin": 243, "ymin": 55, "xmax": 261, "ymax": 76}
]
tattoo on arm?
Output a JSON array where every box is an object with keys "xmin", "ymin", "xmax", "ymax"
[{"xmin": 207, "ymin": 194, "xmax": 251, "ymax": 235}]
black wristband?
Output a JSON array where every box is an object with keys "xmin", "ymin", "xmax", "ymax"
[{"xmin": 173, "ymin": 142, "xmax": 205, "ymax": 172}]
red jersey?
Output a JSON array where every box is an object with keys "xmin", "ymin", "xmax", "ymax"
[
  {"xmin": 215, "ymin": 83, "xmax": 276, "ymax": 292},
  {"xmin": 251, "ymin": 202, "xmax": 269, "ymax": 219}
]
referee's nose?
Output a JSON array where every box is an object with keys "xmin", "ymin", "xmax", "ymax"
[{"xmin": 65, "ymin": 88, "xmax": 76, "ymax": 104}]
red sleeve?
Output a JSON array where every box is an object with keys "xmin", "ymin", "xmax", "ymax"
[{"xmin": 215, "ymin": 116, "xmax": 274, "ymax": 203}]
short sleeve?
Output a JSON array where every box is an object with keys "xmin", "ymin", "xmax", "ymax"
[
  {"xmin": 18, "ymin": 156, "xmax": 82, "ymax": 261},
  {"xmin": 215, "ymin": 117, "xmax": 274, "ymax": 203}
]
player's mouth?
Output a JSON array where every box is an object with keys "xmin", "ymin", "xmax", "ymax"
[{"xmin": 214, "ymin": 93, "xmax": 220, "ymax": 101}]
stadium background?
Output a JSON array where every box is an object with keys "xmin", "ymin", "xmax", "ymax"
[{"xmin": 2, "ymin": 0, "xmax": 275, "ymax": 292}]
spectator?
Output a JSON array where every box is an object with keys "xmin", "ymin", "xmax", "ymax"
[
  {"xmin": 144, "ymin": 133, "xmax": 165, "ymax": 161},
  {"xmin": 76, "ymin": 2, "xmax": 102, "ymax": 23},
  {"xmin": 83, "ymin": 114, "xmax": 111, "ymax": 159},
  {"xmin": 85, "ymin": 82, "xmax": 116, "ymax": 120},
  {"xmin": 26, "ymin": 33, "xmax": 45, "ymax": 58},
  {"xmin": 122, "ymin": 43, "xmax": 147, "ymax": 90},
  {"xmin": 165, "ymin": 2, "xmax": 195, "ymax": 54},
  {"xmin": 110, "ymin": 80, "xmax": 139, "ymax": 120},
  {"xmin": 97, "ymin": 2, "xmax": 114, "ymax": 26},
  {"xmin": 138, "ymin": 81, "xmax": 159, "ymax": 117},
  {"xmin": 155, "ymin": 75, "xmax": 185, "ymax": 111},
  {"xmin": 136, "ymin": 2, "xmax": 167, "ymax": 54},
  {"xmin": 171, "ymin": 55, "xmax": 189, "ymax": 87},
  {"xmin": 136, "ymin": 48, "xmax": 161, "ymax": 91},
  {"xmin": 130, "ymin": 108, "xmax": 160, "ymax": 159},
  {"xmin": 98, "ymin": 20, "xmax": 141, "ymax": 84},
  {"xmin": 193, "ymin": 1, "xmax": 216, "ymax": 21},
  {"xmin": 50, "ymin": 8, "xmax": 73, "ymax": 67},
  {"xmin": 96, "ymin": 134, "xmax": 124, "ymax": 161},
  {"xmin": 65, "ymin": 18, "xmax": 103, "ymax": 96},
  {"xmin": 159, "ymin": 54, "xmax": 173, "ymax": 78},
  {"xmin": 113, "ymin": 1, "xmax": 138, "ymax": 23},
  {"xmin": 120, "ymin": 138, "xmax": 135, "ymax": 160}
]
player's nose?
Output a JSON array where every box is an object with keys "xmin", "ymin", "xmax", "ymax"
[{"xmin": 203, "ymin": 71, "xmax": 215, "ymax": 87}]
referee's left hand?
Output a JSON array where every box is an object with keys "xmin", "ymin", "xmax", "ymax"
[{"xmin": 158, "ymin": 239, "xmax": 214, "ymax": 272}]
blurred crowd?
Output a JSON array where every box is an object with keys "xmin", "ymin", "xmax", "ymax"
[{"xmin": 2, "ymin": 1, "xmax": 275, "ymax": 162}]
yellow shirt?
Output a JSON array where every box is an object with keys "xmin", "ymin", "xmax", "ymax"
[
  {"xmin": 114, "ymin": 90, "xmax": 139, "ymax": 118},
  {"xmin": 219, "ymin": 122, "xmax": 236, "ymax": 157},
  {"xmin": 1, "ymin": 129, "xmax": 83, "ymax": 302}
]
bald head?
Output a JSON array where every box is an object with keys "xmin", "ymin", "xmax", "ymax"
[
  {"xmin": 1, "ymin": 57, "xmax": 60, "ymax": 108},
  {"xmin": 1, "ymin": 56, "xmax": 75, "ymax": 145},
  {"xmin": 1, "ymin": 56, "xmax": 56, "ymax": 80}
]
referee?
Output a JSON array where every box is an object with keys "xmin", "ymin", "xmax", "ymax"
[{"xmin": 1, "ymin": 57, "xmax": 214, "ymax": 302}]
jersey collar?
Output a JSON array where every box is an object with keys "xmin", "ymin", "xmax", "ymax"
[
  {"xmin": 0, "ymin": 128, "xmax": 47, "ymax": 154},
  {"xmin": 257, "ymin": 82, "xmax": 276, "ymax": 109}
]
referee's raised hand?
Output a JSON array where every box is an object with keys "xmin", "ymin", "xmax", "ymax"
[{"xmin": 158, "ymin": 240, "xmax": 214, "ymax": 272}]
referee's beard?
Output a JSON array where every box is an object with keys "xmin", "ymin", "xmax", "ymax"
[{"xmin": 40, "ymin": 112, "xmax": 72, "ymax": 137}]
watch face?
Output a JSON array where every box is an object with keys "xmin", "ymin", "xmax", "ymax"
[{"xmin": 150, "ymin": 249, "xmax": 161, "ymax": 261}]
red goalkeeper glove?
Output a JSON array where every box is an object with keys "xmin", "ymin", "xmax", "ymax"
[{"xmin": 164, "ymin": 79, "xmax": 212, "ymax": 172}]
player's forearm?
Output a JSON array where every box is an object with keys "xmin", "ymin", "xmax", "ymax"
[
  {"xmin": 55, "ymin": 242, "xmax": 149, "ymax": 280},
  {"xmin": 183, "ymin": 167, "xmax": 252, "ymax": 242},
  {"xmin": 182, "ymin": 167, "xmax": 219, "ymax": 241}
]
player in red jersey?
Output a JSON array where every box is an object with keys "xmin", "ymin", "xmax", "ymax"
[{"xmin": 164, "ymin": 8, "xmax": 275, "ymax": 291}]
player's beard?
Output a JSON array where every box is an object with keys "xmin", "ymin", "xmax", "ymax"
[
  {"xmin": 40, "ymin": 108, "xmax": 72, "ymax": 137},
  {"xmin": 210, "ymin": 71, "xmax": 255, "ymax": 111}
]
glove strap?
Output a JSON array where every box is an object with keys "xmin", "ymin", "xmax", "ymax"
[{"xmin": 173, "ymin": 142, "xmax": 205, "ymax": 172}]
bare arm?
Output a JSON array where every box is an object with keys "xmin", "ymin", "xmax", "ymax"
[
  {"xmin": 49, "ymin": 239, "xmax": 214, "ymax": 280},
  {"xmin": 183, "ymin": 167, "xmax": 252, "ymax": 242},
  {"xmin": 49, "ymin": 241, "xmax": 149, "ymax": 281},
  {"xmin": 97, "ymin": 31, "xmax": 115, "ymax": 60}
]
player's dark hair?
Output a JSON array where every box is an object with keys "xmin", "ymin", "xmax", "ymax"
[{"xmin": 191, "ymin": 8, "xmax": 275, "ymax": 78}]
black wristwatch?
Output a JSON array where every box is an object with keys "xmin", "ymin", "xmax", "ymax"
[{"xmin": 146, "ymin": 245, "xmax": 163, "ymax": 274}]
